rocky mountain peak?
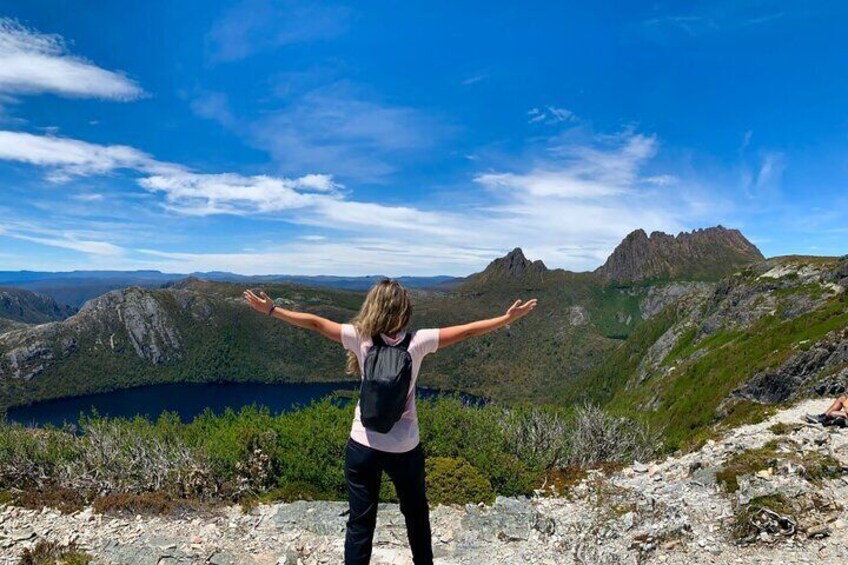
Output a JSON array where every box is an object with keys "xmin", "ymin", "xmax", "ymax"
[
  {"xmin": 475, "ymin": 247, "xmax": 548, "ymax": 283},
  {"xmin": 595, "ymin": 225, "xmax": 764, "ymax": 283}
]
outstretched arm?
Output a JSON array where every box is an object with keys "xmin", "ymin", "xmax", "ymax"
[
  {"xmin": 243, "ymin": 289, "xmax": 342, "ymax": 343},
  {"xmin": 438, "ymin": 298, "xmax": 537, "ymax": 349}
]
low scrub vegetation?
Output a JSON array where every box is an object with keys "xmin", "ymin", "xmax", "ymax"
[
  {"xmin": 18, "ymin": 540, "xmax": 92, "ymax": 565},
  {"xmin": 716, "ymin": 438, "xmax": 843, "ymax": 494},
  {"xmin": 0, "ymin": 396, "xmax": 660, "ymax": 509}
]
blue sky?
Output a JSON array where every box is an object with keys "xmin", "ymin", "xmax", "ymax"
[{"xmin": 0, "ymin": 1, "xmax": 846, "ymax": 276}]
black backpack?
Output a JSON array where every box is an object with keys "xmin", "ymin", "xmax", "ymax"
[{"xmin": 359, "ymin": 332, "xmax": 413, "ymax": 433}]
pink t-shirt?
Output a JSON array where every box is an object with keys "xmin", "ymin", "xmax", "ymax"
[{"xmin": 341, "ymin": 324, "xmax": 440, "ymax": 453}]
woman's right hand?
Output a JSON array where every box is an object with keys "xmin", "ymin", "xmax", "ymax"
[{"xmin": 243, "ymin": 289, "xmax": 275, "ymax": 314}]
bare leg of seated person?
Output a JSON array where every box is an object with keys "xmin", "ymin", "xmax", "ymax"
[{"xmin": 825, "ymin": 396, "xmax": 848, "ymax": 416}]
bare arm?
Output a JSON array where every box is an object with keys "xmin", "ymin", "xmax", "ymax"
[
  {"xmin": 438, "ymin": 298, "xmax": 537, "ymax": 349},
  {"xmin": 243, "ymin": 289, "xmax": 342, "ymax": 343}
]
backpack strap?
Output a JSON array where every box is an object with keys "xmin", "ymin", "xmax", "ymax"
[
  {"xmin": 399, "ymin": 331, "xmax": 413, "ymax": 350},
  {"xmin": 371, "ymin": 334, "xmax": 386, "ymax": 347}
]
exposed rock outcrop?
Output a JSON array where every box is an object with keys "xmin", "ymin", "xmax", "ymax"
[
  {"xmin": 729, "ymin": 327, "xmax": 848, "ymax": 404},
  {"xmin": 596, "ymin": 226, "xmax": 764, "ymax": 283},
  {"xmin": 0, "ymin": 287, "xmax": 185, "ymax": 381},
  {"xmin": 639, "ymin": 282, "xmax": 714, "ymax": 320}
]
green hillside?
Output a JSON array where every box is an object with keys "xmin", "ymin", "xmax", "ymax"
[{"xmin": 574, "ymin": 256, "xmax": 848, "ymax": 450}]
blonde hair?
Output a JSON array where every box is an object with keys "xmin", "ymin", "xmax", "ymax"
[{"xmin": 345, "ymin": 279, "xmax": 412, "ymax": 376}]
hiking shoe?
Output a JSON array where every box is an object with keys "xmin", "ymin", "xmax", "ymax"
[{"xmin": 805, "ymin": 413, "xmax": 825, "ymax": 424}]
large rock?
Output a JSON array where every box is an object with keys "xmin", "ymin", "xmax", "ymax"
[
  {"xmin": 730, "ymin": 327, "xmax": 848, "ymax": 404},
  {"xmin": 460, "ymin": 496, "xmax": 554, "ymax": 542}
]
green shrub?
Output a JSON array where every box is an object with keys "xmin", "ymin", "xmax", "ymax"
[
  {"xmin": 425, "ymin": 456, "xmax": 495, "ymax": 505},
  {"xmin": 418, "ymin": 396, "xmax": 537, "ymax": 496}
]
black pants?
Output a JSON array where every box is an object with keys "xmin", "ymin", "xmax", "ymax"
[{"xmin": 344, "ymin": 437, "xmax": 433, "ymax": 565}]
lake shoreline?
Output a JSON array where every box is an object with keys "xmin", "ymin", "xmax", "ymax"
[{"xmin": 4, "ymin": 380, "xmax": 483, "ymax": 428}]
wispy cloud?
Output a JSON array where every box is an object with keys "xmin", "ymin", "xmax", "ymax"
[
  {"xmin": 194, "ymin": 84, "xmax": 451, "ymax": 181},
  {"xmin": 479, "ymin": 130, "xmax": 657, "ymax": 199},
  {"xmin": 189, "ymin": 91, "xmax": 236, "ymax": 128},
  {"xmin": 1, "ymin": 219, "xmax": 124, "ymax": 256},
  {"xmin": 11, "ymin": 233, "xmax": 123, "ymax": 255},
  {"xmin": 736, "ymin": 131, "xmax": 785, "ymax": 201},
  {"xmin": 528, "ymin": 106, "xmax": 578, "ymax": 125},
  {"xmin": 641, "ymin": 1, "xmax": 800, "ymax": 41},
  {"xmin": 461, "ymin": 74, "xmax": 486, "ymax": 86},
  {"xmin": 70, "ymin": 193, "xmax": 105, "ymax": 202},
  {"xmin": 0, "ymin": 18, "xmax": 143, "ymax": 100},
  {"xmin": 740, "ymin": 150, "xmax": 785, "ymax": 200},
  {"xmin": 206, "ymin": 0, "xmax": 351, "ymax": 62}
]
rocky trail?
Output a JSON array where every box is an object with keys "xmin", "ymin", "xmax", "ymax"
[{"xmin": 4, "ymin": 399, "xmax": 848, "ymax": 564}]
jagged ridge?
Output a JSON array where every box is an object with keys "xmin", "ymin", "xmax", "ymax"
[{"xmin": 596, "ymin": 225, "xmax": 764, "ymax": 283}]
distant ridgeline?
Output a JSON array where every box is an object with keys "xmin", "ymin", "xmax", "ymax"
[{"xmin": 1, "ymin": 225, "xmax": 846, "ymax": 449}]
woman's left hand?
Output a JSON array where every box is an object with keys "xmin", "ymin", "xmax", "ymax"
[
  {"xmin": 244, "ymin": 289, "xmax": 275, "ymax": 314},
  {"xmin": 505, "ymin": 298, "xmax": 538, "ymax": 320}
]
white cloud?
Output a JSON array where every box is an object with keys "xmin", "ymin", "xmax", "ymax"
[
  {"xmin": 476, "ymin": 170, "xmax": 627, "ymax": 199},
  {"xmin": 70, "ymin": 193, "xmax": 105, "ymax": 202},
  {"xmin": 478, "ymin": 132, "xmax": 658, "ymax": 199},
  {"xmin": 0, "ymin": 130, "xmax": 182, "ymax": 182},
  {"xmin": 307, "ymin": 199, "xmax": 467, "ymax": 238},
  {"xmin": 528, "ymin": 106, "xmax": 578, "ymax": 125},
  {"xmin": 0, "ymin": 18, "xmax": 143, "ymax": 100},
  {"xmin": 138, "ymin": 172, "xmax": 341, "ymax": 215},
  {"xmin": 643, "ymin": 174, "xmax": 678, "ymax": 186}
]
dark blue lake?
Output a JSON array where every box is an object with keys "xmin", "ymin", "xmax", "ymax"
[
  {"xmin": 4, "ymin": 382, "xmax": 480, "ymax": 428},
  {"xmin": 5, "ymin": 382, "xmax": 359, "ymax": 427}
]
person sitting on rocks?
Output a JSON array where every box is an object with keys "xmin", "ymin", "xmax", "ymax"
[{"xmin": 806, "ymin": 395, "xmax": 848, "ymax": 427}]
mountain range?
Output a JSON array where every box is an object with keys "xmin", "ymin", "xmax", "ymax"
[
  {"xmin": 1, "ymin": 226, "xmax": 845, "ymax": 449},
  {"xmin": 0, "ymin": 270, "xmax": 456, "ymax": 309}
]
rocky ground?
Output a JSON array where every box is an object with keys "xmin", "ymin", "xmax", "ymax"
[{"xmin": 4, "ymin": 399, "xmax": 848, "ymax": 564}]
